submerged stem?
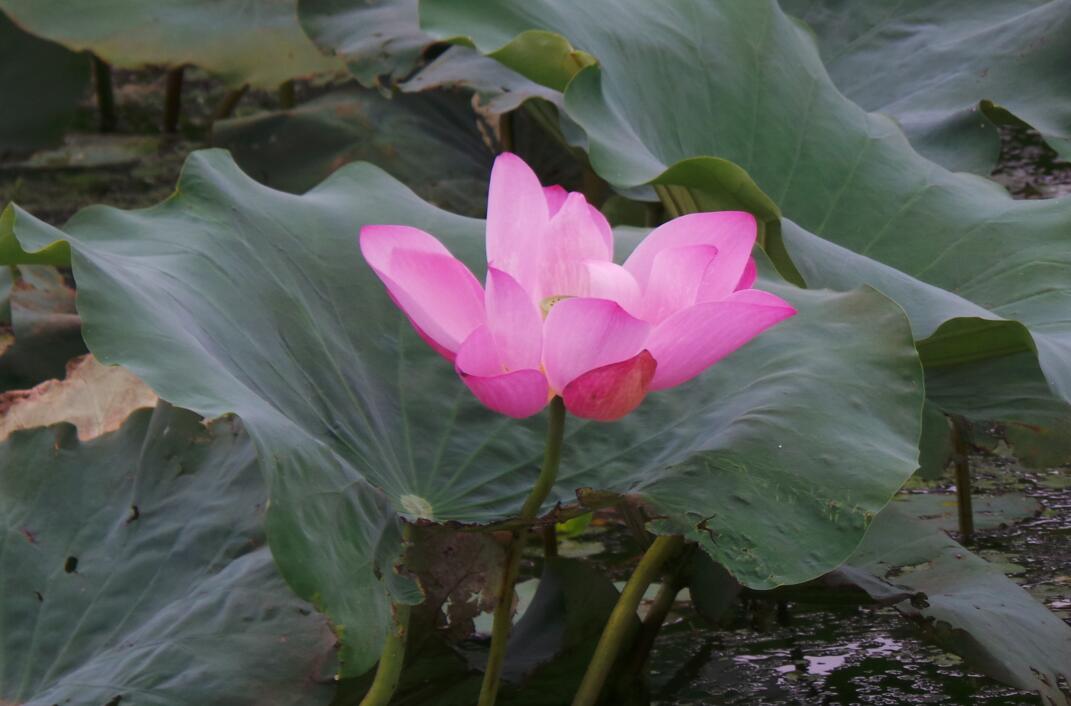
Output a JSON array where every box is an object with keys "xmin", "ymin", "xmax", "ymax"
[
  {"xmin": 571, "ymin": 534, "xmax": 685, "ymax": 706},
  {"xmin": 478, "ymin": 396, "xmax": 567, "ymax": 706}
]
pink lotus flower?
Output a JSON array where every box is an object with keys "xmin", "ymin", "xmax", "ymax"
[{"xmin": 360, "ymin": 153, "xmax": 796, "ymax": 421}]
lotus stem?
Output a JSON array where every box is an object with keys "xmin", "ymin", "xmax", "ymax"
[
  {"xmin": 571, "ymin": 534, "xmax": 685, "ymax": 706},
  {"xmin": 542, "ymin": 523, "xmax": 558, "ymax": 558},
  {"xmin": 654, "ymin": 184, "xmax": 700, "ymax": 219},
  {"xmin": 92, "ymin": 56, "xmax": 116, "ymax": 133},
  {"xmin": 358, "ymin": 601, "xmax": 411, "ymax": 706},
  {"xmin": 498, "ymin": 110, "xmax": 514, "ymax": 153},
  {"xmin": 212, "ymin": 84, "xmax": 249, "ymax": 122},
  {"xmin": 478, "ymin": 396, "xmax": 566, "ymax": 706},
  {"xmin": 278, "ymin": 80, "xmax": 296, "ymax": 109},
  {"xmin": 359, "ymin": 524, "xmax": 414, "ymax": 706},
  {"xmin": 163, "ymin": 66, "xmax": 185, "ymax": 133},
  {"xmin": 625, "ymin": 545, "xmax": 694, "ymax": 675},
  {"xmin": 951, "ymin": 415, "xmax": 974, "ymax": 543}
]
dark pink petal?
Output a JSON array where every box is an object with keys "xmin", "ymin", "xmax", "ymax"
[
  {"xmin": 646, "ymin": 289, "xmax": 796, "ymax": 391},
  {"xmin": 734, "ymin": 257, "xmax": 757, "ymax": 291},
  {"xmin": 640, "ymin": 245, "xmax": 719, "ymax": 323},
  {"xmin": 563, "ymin": 350, "xmax": 656, "ymax": 421},
  {"xmin": 456, "ymin": 326, "xmax": 549, "ymax": 418},
  {"xmin": 486, "ymin": 152, "xmax": 549, "ymax": 294},
  {"xmin": 486, "ymin": 268, "xmax": 542, "ymax": 371},
  {"xmin": 383, "ymin": 248, "xmax": 485, "ymax": 355},
  {"xmin": 460, "ymin": 369, "xmax": 550, "ymax": 418},
  {"xmin": 543, "ymin": 185, "xmax": 568, "ymax": 215},
  {"xmin": 542, "ymin": 297, "xmax": 651, "ymax": 393},
  {"xmin": 623, "ymin": 211, "xmax": 756, "ymax": 291},
  {"xmin": 539, "ymin": 193, "xmax": 614, "ymax": 299}
]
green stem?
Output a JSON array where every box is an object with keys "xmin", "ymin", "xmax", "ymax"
[
  {"xmin": 571, "ymin": 534, "xmax": 684, "ymax": 706},
  {"xmin": 625, "ymin": 545, "xmax": 694, "ymax": 675},
  {"xmin": 478, "ymin": 396, "xmax": 566, "ymax": 706},
  {"xmin": 359, "ymin": 602, "xmax": 411, "ymax": 706}
]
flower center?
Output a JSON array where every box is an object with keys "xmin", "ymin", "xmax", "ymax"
[{"xmin": 540, "ymin": 295, "xmax": 572, "ymax": 318}]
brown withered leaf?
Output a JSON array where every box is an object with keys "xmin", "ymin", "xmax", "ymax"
[{"xmin": 0, "ymin": 354, "xmax": 158, "ymax": 441}]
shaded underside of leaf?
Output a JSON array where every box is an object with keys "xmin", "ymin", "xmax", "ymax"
[
  {"xmin": 298, "ymin": 0, "xmax": 429, "ymax": 87},
  {"xmin": 0, "ymin": 265, "xmax": 86, "ymax": 391},
  {"xmin": 212, "ymin": 86, "xmax": 493, "ymax": 214}
]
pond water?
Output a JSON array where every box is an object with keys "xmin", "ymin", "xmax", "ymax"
[{"xmin": 643, "ymin": 456, "xmax": 1071, "ymax": 705}]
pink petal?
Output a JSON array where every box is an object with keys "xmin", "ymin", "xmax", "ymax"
[
  {"xmin": 542, "ymin": 297, "xmax": 651, "ymax": 393},
  {"xmin": 640, "ymin": 245, "xmax": 719, "ymax": 323},
  {"xmin": 456, "ymin": 327, "xmax": 549, "ymax": 418},
  {"xmin": 383, "ymin": 248, "xmax": 485, "ymax": 355},
  {"xmin": 486, "ymin": 268, "xmax": 542, "ymax": 371},
  {"xmin": 579, "ymin": 261, "xmax": 642, "ymax": 314},
  {"xmin": 563, "ymin": 350, "xmax": 656, "ymax": 421},
  {"xmin": 734, "ymin": 258, "xmax": 757, "ymax": 291},
  {"xmin": 360, "ymin": 224, "xmax": 453, "ymax": 269},
  {"xmin": 360, "ymin": 225, "xmax": 485, "ymax": 356},
  {"xmin": 645, "ymin": 289, "xmax": 796, "ymax": 391},
  {"xmin": 486, "ymin": 152, "xmax": 549, "ymax": 294},
  {"xmin": 537, "ymin": 260, "xmax": 642, "ymax": 315},
  {"xmin": 539, "ymin": 192, "xmax": 614, "ymax": 299},
  {"xmin": 623, "ymin": 212, "xmax": 756, "ymax": 292},
  {"xmin": 543, "ymin": 186, "xmax": 614, "ymax": 258},
  {"xmin": 587, "ymin": 203, "xmax": 614, "ymax": 260},
  {"xmin": 543, "ymin": 185, "xmax": 568, "ymax": 215}
]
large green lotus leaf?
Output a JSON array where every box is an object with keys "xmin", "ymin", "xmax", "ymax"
[
  {"xmin": 0, "ymin": 402, "xmax": 337, "ymax": 705},
  {"xmin": 421, "ymin": 0, "xmax": 1071, "ymax": 463},
  {"xmin": 10, "ymin": 150, "xmax": 922, "ymax": 670},
  {"xmin": 850, "ymin": 504, "xmax": 1071, "ymax": 705},
  {"xmin": 297, "ymin": 0, "xmax": 557, "ymax": 113},
  {"xmin": 297, "ymin": 0, "xmax": 428, "ymax": 87},
  {"xmin": 780, "ymin": 0, "xmax": 1071, "ymax": 173},
  {"xmin": 782, "ymin": 220, "xmax": 1071, "ymax": 464},
  {"xmin": 0, "ymin": 0, "xmax": 341, "ymax": 88},
  {"xmin": 400, "ymin": 46, "xmax": 561, "ymax": 117},
  {"xmin": 213, "ymin": 87, "xmax": 492, "ymax": 214},
  {"xmin": 0, "ymin": 11, "xmax": 89, "ymax": 158}
]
